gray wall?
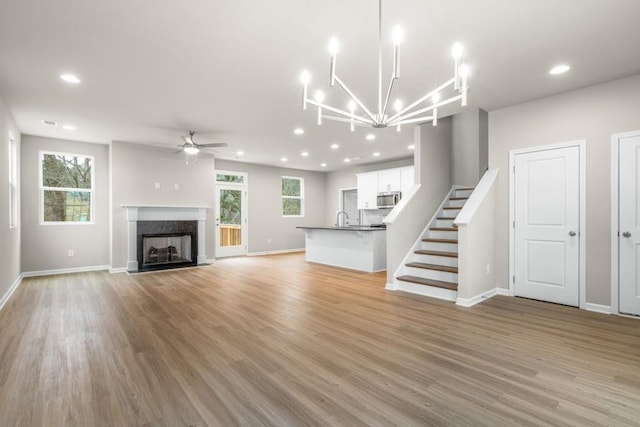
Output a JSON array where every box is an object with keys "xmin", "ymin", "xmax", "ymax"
[
  {"xmin": 489, "ymin": 73, "xmax": 640, "ymax": 305},
  {"xmin": 324, "ymin": 157, "xmax": 413, "ymax": 225},
  {"xmin": 451, "ymin": 108, "xmax": 488, "ymax": 187},
  {"xmin": 111, "ymin": 141, "xmax": 216, "ymax": 268},
  {"xmin": 387, "ymin": 119, "xmax": 453, "ymax": 283},
  {"xmin": 215, "ymin": 159, "xmax": 326, "ymax": 254},
  {"xmin": 0, "ymin": 96, "xmax": 21, "ymax": 300},
  {"xmin": 21, "ymin": 135, "xmax": 110, "ymax": 272}
]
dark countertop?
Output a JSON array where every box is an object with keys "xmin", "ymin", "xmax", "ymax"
[{"xmin": 297, "ymin": 226, "xmax": 386, "ymax": 231}]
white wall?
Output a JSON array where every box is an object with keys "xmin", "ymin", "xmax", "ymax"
[
  {"xmin": 111, "ymin": 142, "xmax": 216, "ymax": 268},
  {"xmin": 214, "ymin": 159, "xmax": 326, "ymax": 254},
  {"xmin": 489, "ymin": 73, "xmax": 640, "ymax": 305},
  {"xmin": 0, "ymin": 96, "xmax": 21, "ymax": 302},
  {"xmin": 21, "ymin": 135, "xmax": 110, "ymax": 272},
  {"xmin": 451, "ymin": 108, "xmax": 489, "ymax": 187}
]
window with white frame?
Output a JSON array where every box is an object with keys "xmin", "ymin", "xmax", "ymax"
[
  {"xmin": 40, "ymin": 151, "xmax": 94, "ymax": 224},
  {"xmin": 282, "ymin": 176, "xmax": 304, "ymax": 217},
  {"xmin": 8, "ymin": 135, "xmax": 18, "ymax": 228}
]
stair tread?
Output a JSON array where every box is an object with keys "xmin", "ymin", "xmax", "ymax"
[
  {"xmin": 422, "ymin": 238, "xmax": 458, "ymax": 244},
  {"xmin": 430, "ymin": 227, "xmax": 457, "ymax": 232},
  {"xmin": 415, "ymin": 249, "xmax": 458, "ymax": 258},
  {"xmin": 396, "ymin": 275, "xmax": 458, "ymax": 291},
  {"xmin": 406, "ymin": 262, "xmax": 458, "ymax": 273}
]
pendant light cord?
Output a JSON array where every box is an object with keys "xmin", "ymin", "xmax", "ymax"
[{"xmin": 378, "ymin": 0, "xmax": 383, "ymax": 116}]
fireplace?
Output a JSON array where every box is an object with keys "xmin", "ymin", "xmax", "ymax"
[
  {"xmin": 136, "ymin": 220, "xmax": 197, "ymax": 272},
  {"xmin": 123, "ymin": 205, "xmax": 209, "ymax": 273}
]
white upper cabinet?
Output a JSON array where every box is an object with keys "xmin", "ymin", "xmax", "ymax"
[
  {"xmin": 357, "ymin": 165, "xmax": 414, "ymax": 210},
  {"xmin": 377, "ymin": 169, "xmax": 401, "ymax": 193},
  {"xmin": 356, "ymin": 172, "xmax": 378, "ymax": 209}
]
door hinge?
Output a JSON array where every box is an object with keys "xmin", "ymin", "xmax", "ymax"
[
  {"xmin": 512, "ymin": 276, "xmax": 515, "ymax": 284},
  {"xmin": 512, "ymin": 221, "xmax": 515, "ymax": 229}
]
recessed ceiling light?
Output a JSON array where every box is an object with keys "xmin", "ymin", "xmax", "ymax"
[
  {"xmin": 320, "ymin": 163, "xmax": 327, "ymax": 167},
  {"xmin": 344, "ymin": 158, "xmax": 351, "ymax": 163},
  {"xmin": 281, "ymin": 157, "xmax": 288, "ymax": 162},
  {"xmin": 236, "ymin": 150, "xmax": 244, "ymax": 156},
  {"xmin": 408, "ymin": 144, "xmax": 415, "ymax": 150},
  {"xmin": 549, "ymin": 64, "xmax": 570, "ymax": 75},
  {"xmin": 294, "ymin": 128, "xmax": 304, "ymax": 135},
  {"xmin": 62, "ymin": 125, "xmax": 76, "ymax": 131},
  {"xmin": 59, "ymin": 74, "xmax": 81, "ymax": 84},
  {"xmin": 330, "ymin": 143, "xmax": 340, "ymax": 150},
  {"xmin": 366, "ymin": 134, "xmax": 376, "ymax": 141},
  {"xmin": 42, "ymin": 120, "xmax": 57, "ymax": 126},
  {"xmin": 301, "ymin": 151, "xmax": 309, "ymax": 157},
  {"xmin": 373, "ymin": 152, "xmax": 381, "ymax": 157}
]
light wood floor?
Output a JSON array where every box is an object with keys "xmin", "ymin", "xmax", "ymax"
[{"xmin": 1, "ymin": 253, "xmax": 639, "ymax": 426}]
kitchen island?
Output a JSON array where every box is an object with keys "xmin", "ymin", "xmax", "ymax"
[{"xmin": 297, "ymin": 226, "xmax": 386, "ymax": 272}]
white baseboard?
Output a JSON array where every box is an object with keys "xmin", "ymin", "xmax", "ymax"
[
  {"xmin": 109, "ymin": 267, "xmax": 127, "ymax": 274},
  {"xmin": 456, "ymin": 288, "xmax": 497, "ymax": 307},
  {"xmin": 0, "ymin": 274, "xmax": 23, "ymax": 312},
  {"xmin": 207, "ymin": 258, "xmax": 216, "ymax": 264},
  {"xmin": 385, "ymin": 282, "xmax": 398, "ymax": 290},
  {"xmin": 22, "ymin": 264, "xmax": 111, "ymax": 278},
  {"xmin": 247, "ymin": 248, "xmax": 305, "ymax": 257},
  {"xmin": 584, "ymin": 303, "xmax": 612, "ymax": 315},
  {"xmin": 496, "ymin": 288, "xmax": 510, "ymax": 296}
]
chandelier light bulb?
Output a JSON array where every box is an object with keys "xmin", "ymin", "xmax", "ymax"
[
  {"xmin": 460, "ymin": 63, "xmax": 470, "ymax": 79},
  {"xmin": 329, "ymin": 37, "xmax": 339, "ymax": 55},
  {"xmin": 452, "ymin": 42, "xmax": 463, "ymax": 60},
  {"xmin": 300, "ymin": 70, "xmax": 310, "ymax": 84},
  {"xmin": 392, "ymin": 26, "xmax": 404, "ymax": 45},
  {"xmin": 314, "ymin": 90, "xmax": 325, "ymax": 102}
]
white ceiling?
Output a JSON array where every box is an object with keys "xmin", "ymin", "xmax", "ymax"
[{"xmin": 1, "ymin": 0, "xmax": 639, "ymax": 171}]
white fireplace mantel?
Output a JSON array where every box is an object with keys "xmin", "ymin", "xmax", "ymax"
[{"xmin": 122, "ymin": 205, "xmax": 210, "ymax": 272}]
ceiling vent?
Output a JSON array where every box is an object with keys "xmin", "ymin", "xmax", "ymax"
[{"xmin": 41, "ymin": 120, "xmax": 57, "ymax": 126}]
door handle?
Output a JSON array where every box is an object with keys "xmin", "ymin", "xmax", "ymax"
[
  {"xmin": 569, "ymin": 231, "xmax": 576, "ymax": 237},
  {"xmin": 623, "ymin": 231, "xmax": 632, "ymax": 238}
]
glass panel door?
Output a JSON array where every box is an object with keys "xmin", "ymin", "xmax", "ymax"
[{"xmin": 215, "ymin": 183, "xmax": 247, "ymax": 257}]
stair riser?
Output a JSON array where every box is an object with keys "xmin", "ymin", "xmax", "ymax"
[
  {"xmin": 447, "ymin": 199, "xmax": 467, "ymax": 208},
  {"xmin": 403, "ymin": 267, "xmax": 458, "ymax": 283},
  {"xmin": 454, "ymin": 189, "xmax": 473, "ymax": 198},
  {"xmin": 408, "ymin": 254, "xmax": 458, "ymax": 267},
  {"xmin": 421, "ymin": 241, "xmax": 458, "ymax": 252},
  {"xmin": 394, "ymin": 280, "xmax": 457, "ymax": 302},
  {"xmin": 439, "ymin": 210, "xmax": 460, "ymax": 219},
  {"xmin": 435, "ymin": 219, "xmax": 455, "ymax": 228},
  {"xmin": 428, "ymin": 230, "xmax": 458, "ymax": 240}
]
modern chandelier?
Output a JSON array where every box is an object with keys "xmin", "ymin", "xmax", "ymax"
[{"xmin": 300, "ymin": 0, "xmax": 469, "ymax": 130}]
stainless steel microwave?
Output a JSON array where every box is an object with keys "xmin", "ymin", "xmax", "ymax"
[{"xmin": 377, "ymin": 191, "xmax": 401, "ymax": 208}]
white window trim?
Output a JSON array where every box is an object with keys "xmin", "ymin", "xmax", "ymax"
[
  {"xmin": 282, "ymin": 176, "xmax": 304, "ymax": 218},
  {"xmin": 39, "ymin": 150, "xmax": 95, "ymax": 225},
  {"xmin": 8, "ymin": 134, "xmax": 18, "ymax": 229}
]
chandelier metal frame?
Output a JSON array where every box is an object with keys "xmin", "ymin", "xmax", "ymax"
[{"xmin": 301, "ymin": 0, "xmax": 469, "ymax": 130}]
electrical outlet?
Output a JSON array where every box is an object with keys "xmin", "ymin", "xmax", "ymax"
[
  {"xmin": 154, "ymin": 182, "xmax": 160, "ymax": 189},
  {"xmin": 486, "ymin": 264, "xmax": 491, "ymax": 275},
  {"xmin": 174, "ymin": 183, "xmax": 179, "ymax": 190},
  {"xmin": 68, "ymin": 250, "xmax": 74, "ymax": 257}
]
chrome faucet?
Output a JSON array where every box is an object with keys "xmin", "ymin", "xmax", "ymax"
[{"xmin": 335, "ymin": 211, "xmax": 349, "ymax": 227}]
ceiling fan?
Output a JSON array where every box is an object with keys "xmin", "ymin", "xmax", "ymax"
[{"xmin": 178, "ymin": 130, "xmax": 228, "ymax": 155}]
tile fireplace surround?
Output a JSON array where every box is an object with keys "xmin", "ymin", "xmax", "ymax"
[{"xmin": 122, "ymin": 205, "xmax": 209, "ymax": 272}]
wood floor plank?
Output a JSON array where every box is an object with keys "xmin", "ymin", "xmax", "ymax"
[{"xmin": 0, "ymin": 253, "xmax": 639, "ymax": 426}]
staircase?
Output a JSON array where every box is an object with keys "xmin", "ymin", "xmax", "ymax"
[{"xmin": 394, "ymin": 186, "xmax": 473, "ymax": 301}]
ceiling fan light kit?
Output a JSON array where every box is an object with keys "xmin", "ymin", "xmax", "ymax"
[{"xmin": 300, "ymin": 0, "xmax": 469, "ymax": 131}]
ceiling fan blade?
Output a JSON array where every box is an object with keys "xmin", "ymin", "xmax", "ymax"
[
  {"xmin": 181, "ymin": 135, "xmax": 193, "ymax": 144},
  {"xmin": 197, "ymin": 143, "xmax": 228, "ymax": 148}
]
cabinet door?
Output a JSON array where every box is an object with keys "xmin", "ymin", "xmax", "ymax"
[
  {"xmin": 377, "ymin": 169, "xmax": 401, "ymax": 192},
  {"xmin": 357, "ymin": 172, "xmax": 378, "ymax": 209},
  {"xmin": 400, "ymin": 166, "xmax": 415, "ymax": 196}
]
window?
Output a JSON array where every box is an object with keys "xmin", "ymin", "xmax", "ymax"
[
  {"xmin": 8, "ymin": 135, "xmax": 18, "ymax": 228},
  {"xmin": 282, "ymin": 176, "xmax": 304, "ymax": 217},
  {"xmin": 40, "ymin": 151, "xmax": 94, "ymax": 224},
  {"xmin": 216, "ymin": 171, "xmax": 245, "ymax": 184}
]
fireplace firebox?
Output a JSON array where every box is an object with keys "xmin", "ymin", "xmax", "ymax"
[{"xmin": 136, "ymin": 221, "xmax": 197, "ymax": 272}]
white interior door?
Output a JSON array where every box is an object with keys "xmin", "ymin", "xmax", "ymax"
[
  {"xmin": 514, "ymin": 146, "xmax": 580, "ymax": 306},
  {"xmin": 619, "ymin": 134, "xmax": 640, "ymax": 316},
  {"xmin": 215, "ymin": 183, "xmax": 247, "ymax": 258}
]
